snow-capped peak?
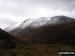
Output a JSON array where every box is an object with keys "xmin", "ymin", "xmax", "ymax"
[{"xmin": 5, "ymin": 16, "xmax": 75, "ymax": 32}]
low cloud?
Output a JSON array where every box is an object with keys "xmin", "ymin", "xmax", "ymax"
[{"xmin": 0, "ymin": 0, "xmax": 75, "ymax": 29}]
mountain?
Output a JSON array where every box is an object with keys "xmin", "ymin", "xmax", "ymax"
[
  {"xmin": 0, "ymin": 28, "xmax": 19, "ymax": 48},
  {"xmin": 5, "ymin": 16, "xmax": 75, "ymax": 32},
  {"xmin": 5, "ymin": 16, "xmax": 75, "ymax": 44}
]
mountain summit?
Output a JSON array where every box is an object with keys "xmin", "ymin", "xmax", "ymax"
[
  {"xmin": 5, "ymin": 16, "xmax": 75, "ymax": 32},
  {"xmin": 4, "ymin": 16, "xmax": 75, "ymax": 44}
]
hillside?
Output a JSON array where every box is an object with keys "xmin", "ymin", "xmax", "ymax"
[
  {"xmin": 0, "ymin": 44, "xmax": 75, "ymax": 56},
  {"xmin": 1, "ymin": 16, "xmax": 75, "ymax": 56},
  {"xmin": 5, "ymin": 16, "xmax": 75, "ymax": 45},
  {"xmin": 0, "ymin": 28, "xmax": 17, "ymax": 48},
  {"xmin": 5, "ymin": 16, "xmax": 75, "ymax": 32}
]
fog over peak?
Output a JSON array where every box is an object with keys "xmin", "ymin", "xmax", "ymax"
[{"xmin": 0, "ymin": 0, "xmax": 75, "ymax": 29}]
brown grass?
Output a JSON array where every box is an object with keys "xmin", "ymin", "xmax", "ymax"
[{"xmin": 0, "ymin": 44, "xmax": 75, "ymax": 56}]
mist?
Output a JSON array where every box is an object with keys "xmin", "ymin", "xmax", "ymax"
[{"xmin": 0, "ymin": 0, "xmax": 75, "ymax": 29}]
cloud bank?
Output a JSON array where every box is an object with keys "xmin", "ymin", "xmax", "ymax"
[{"xmin": 0, "ymin": 0, "xmax": 75, "ymax": 29}]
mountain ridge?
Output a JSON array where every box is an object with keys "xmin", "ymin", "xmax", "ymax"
[
  {"xmin": 5, "ymin": 16, "xmax": 75, "ymax": 32},
  {"xmin": 4, "ymin": 15, "xmax": 75, "ymax": 44}
]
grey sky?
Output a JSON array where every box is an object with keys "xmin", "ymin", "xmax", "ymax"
[{"xmin": 0, "ymin": 0, "xmax": 75, "ymax": 29}]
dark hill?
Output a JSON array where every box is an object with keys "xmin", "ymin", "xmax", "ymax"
[
  {"xmin": 10, "ymin": 22, "xmax": 75, "ymax": 44},
  {"xmin": 0, "ymin": 28, "xmax": 19, "ymax": 48},
  {"xmin": 6, "ymin": 16, "xmax": 75, "ymax": 45}
]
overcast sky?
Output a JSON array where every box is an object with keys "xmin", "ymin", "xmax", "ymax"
[{"xmin": 0, "ymin": 0, "xmax": 75, "ymax": 29}]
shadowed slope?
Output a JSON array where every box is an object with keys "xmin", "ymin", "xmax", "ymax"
[
  {"xmin": 6, "ymin": 16, "xmax": 75, "ymax": 44},
  {"xmin": 0, "ymin": 28, "xmax": 20, "ymax": 48}
]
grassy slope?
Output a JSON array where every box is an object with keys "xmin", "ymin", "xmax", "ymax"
[
  {"xmin": 3, "ymin": 18, "xmax": 75, "ymax": 56},
  {"xmin": 10, "ymin": 21, "xmax": 75, "ymax": 44},
  {"xmin": 0, "ymin": 44, "xmax": 75, "ymax": 56}
]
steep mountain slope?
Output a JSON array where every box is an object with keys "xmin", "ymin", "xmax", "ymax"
[
  {"xmin": 0, "ymin": 28, "xmax": 20, "ymax": 48},
  {"xmin": 5, "ymin": 16, "xmax": 75, "ymax": 32},
  {"xmin": 5, "ymin": 16, "xmax": 75, "ymax": 44}
]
